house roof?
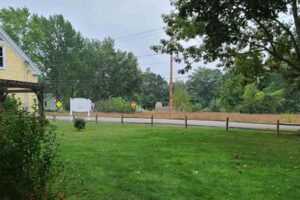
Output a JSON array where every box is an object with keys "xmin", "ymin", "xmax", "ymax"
[{"xmin": 0, "ymin": 26, "xmax": 41, "ymax": 75}]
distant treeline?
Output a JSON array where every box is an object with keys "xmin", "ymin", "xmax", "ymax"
[{"xmin": 173, "ymin": 67, "xmax": 300, "ymax": 114}]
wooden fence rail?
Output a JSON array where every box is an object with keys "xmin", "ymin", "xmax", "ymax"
[{"xmin": 50, "ymin": 115, "xmax": 300, "ymax": 135}]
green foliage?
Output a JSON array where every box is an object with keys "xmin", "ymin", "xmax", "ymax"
[
  {"xmin": 0, "ymin": 7, "xmax": 30, "ymax": 48},
  {"xmin": 260, "ymin": 89, "xmax": 285, "ymax": 113},
  {"xmin": 218, "ymin": 71, "xmax": 244, "ymax": 112},
  {"xmin": 0, "ymin": 100, "xmax": 60, "ymax": 199},
  {"xmin": 234, "ymin": 51, "xmax": 265, "ymax": 86},
  {"xmin": 187, "ymin": 67, "xmax": 222, "ymax": 108},
  {"xmin": 188, "ymin": 103, "xmax": 202, "ymax": 112},
  {"xmin": 239, "ymin": 83, "xmax": 285, "ymax": 114},
  {"xmin": 138, "ymin": 68, "xmax": 169, "ymax": 110},
  {"xmin": 0, "ymin": 8, "xmax": 142, "ymax": 105},
  {"xmin": 240, "ymin": 83, "xmax": 260, "ymax": 113},
  {"xmin": 73, "ymin": 118, "xmax": 86, "ymax": 131},
  {"xmin": 209, "ymin": 99, "xmax": 222, "ymax": 112},
  {"xmin": 280, "ymin": 80, "xmax": 300, "ymax": 113},
  {"xmin": 173, "ymin": 82, "xmax": 190, "ymax": 112},
  {"xmin": 79, "ymin": 38, "xmax": 142, "ymax": 101},
  {"xmin": 154, "ymin": 0, "xmax": 300, "ymax": 81},
  {"xmin": 41, "ymin": 14, "xmax": 86, "ymax": 101},
  {"xmin": 96, "ymin": 97, "xmax": 134, "ymax": 113},
  {"xmin": 3, "ymin": 95, "xmax": 21, "ymax": 110}
]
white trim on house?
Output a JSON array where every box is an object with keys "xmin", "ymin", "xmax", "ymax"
[{"xmin": 0, "ymin": 26, "xmax": 41, "ymax": 75}]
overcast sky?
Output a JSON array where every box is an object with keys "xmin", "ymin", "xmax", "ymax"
[{"xmin": 0, "ymin": 0, "xmax": 216, "ymax": 80}]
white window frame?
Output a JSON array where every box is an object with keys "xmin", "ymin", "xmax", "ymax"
[{"xmin": 0, "ymin": 44, "xmax": 5, "ymax": 69}]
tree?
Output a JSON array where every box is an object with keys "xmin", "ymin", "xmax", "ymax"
[
  {"xmin": 138, "ymin": 68, "xmax": 169, "ymax": 109},
  {"xmin": 153, "ymin": 0, "xmax": 300, "ymax": 80},
  {"xmin": 173, "ymin": 81, "xmax": 190, "ymax": 112},
  {"xmin": 0, "ymin": 9, "xmax": 86, "ymax": 101},
  {"xmin": 186, "ymin": 67, "xmax": 222, "ymax": 108},
  {"xmin": 259, "ymin": 72, "xmax": 299, "ymax": 113},
  {"xmin": 40, "ymin": 15, "xmax": 86, "ymax": 101},
  {"xmin": 217, "ymin": 71, "xmax": 245, "ymax": 112},
  {"xmin": 234, "ymin": 51, "xmax": 266, "ymax": 87},
  {"xmin": 0, "ymin": 8, "xmax": 142, "ymax": 105},
  {"xmin": 79, "ymin": 38, "xmax": 142, "ymax": 102},
  {"xmin": 240, "ymin": 83, "xmax": 261, "ymax": 114},
  {"xmin": 0, "ymin": 7, "xmax": 30, "ymax": 48},
  {"xmin": 239, "ymin": 82, "xmax": 285, "ymax": 114},
  {"xmin": 283, "ymin": 81, "xmax": 300, "ymax": 112}
]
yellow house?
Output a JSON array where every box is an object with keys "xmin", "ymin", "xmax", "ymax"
[{"xmin": 0, "ymin": 26, "xmax": 41, "ymax": 110}]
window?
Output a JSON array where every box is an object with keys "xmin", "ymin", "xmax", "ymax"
[{"xmin": 0, "ymin": 47, "xmax": 3, "ymax": 68}]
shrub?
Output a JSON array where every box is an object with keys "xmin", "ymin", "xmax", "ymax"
[
  {"xmin": 209, "ymin": 99, "xmax": 222, "ymax": 112},
  {"xmin": 183, "ymin": 103, "xmax": 202, "ymax": 112},
  {"xmin": 96, "ymin": 97, "xmax": 134, "ymax": 113},
  {"xmin": 0, "ymin": 98, "xmax": 60, "ymax": 199},
  {"xmin": 240, "ymin": 83, "xmax": 285, "ymax": 114},
  {"xmin": 73, "ymin": 118, "xmax": 86, "ymax": 131},
  {"xmin": 3, "ymin": 95, "xmax": 21, "ymax": 110}
]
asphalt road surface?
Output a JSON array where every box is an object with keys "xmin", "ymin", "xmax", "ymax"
[{"xmin": 47, "ymin": 115, "xmax": 300, "ymax": 132}]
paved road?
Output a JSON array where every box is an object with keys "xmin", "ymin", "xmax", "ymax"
[{"xmin": 47, "ymin": 115, "xmax": 300, "ymax": 131}]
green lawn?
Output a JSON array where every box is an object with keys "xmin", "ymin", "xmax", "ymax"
[{"xmin": 55, "ymin": 122, "xmax": 300, "ymax": 200}]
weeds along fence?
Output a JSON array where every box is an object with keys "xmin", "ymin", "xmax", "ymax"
[{"xmin": 47, "ymin": 114, "xmax": 300, "ymax": 136}]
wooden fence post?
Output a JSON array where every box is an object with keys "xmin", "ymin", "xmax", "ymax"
[
  {"xmin": 226, "ymin": 117, "xmax": 229, "ymax": 132},
  {"xmin": 53, "ymin": 115, "xmax": 56, "ymax": 121},
  {"xmin": 121, "ymin": 114, "xmax": 124, "ymax": 124},
  {"xmin": 277, "ymin": 120, "xmax": 280, "ymax": 136},
  {"xmin": 185, "ymin": 116, "xmax": 188, "ymax": 129},
  {"xmin": 96, "ymin": 115, "xmax": 98, "ymax": 123},
  {"xmin": 151, "ymin": 115, "xmax": 154, "ymax": 127}
]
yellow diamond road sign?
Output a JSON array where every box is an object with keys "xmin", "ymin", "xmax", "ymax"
[
  {"xmin": 131, "ymin": 101, "xmax": 137, "ymax": 109},
  {"xmin": 56, "ymin": 101, "xmax": 62, "ymax": 108}
]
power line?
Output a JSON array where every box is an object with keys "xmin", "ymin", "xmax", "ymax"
[
  {"xmin": 45, "ymin": 75, "xmax": 189, "ymax": 85},
  {"xmin": 136, "ymin": 53, "xmax": 162, "ymax": 58},
  {"xmin": 114, "ymin": 27, "xmax": 164, "ymax": 41},
  {"xmin": 114, "ymin": 15, "xmax": 290, "ymax": 42},
  {"xmin": 32, "ymin": 53, "xmax": 165, "ymax": 68},
  {"xmin": 116, "ymin": 31, "xmax": 163, "ymax": 42},
  {"xmin": 141, "ymin": 61, "xmax": 169, "ymax": 66}
]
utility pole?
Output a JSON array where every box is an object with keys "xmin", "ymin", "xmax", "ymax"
[{"xmin": 169, "ymin": 52, "xmax": 173, "ymax": 118}]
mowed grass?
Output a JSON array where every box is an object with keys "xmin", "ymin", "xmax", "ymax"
[{"xmin": 54, "ymin": 122, "xmax": 300, "ymax": 200}]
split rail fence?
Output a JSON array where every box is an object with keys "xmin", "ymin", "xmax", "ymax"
[{"xmin": 49, "ymin": 114, "xmax": 300, "ymax": 136}]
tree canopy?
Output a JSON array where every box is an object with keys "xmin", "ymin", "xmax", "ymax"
[
  {"xmin": 0, "ymin": 7, "xmax": 142, "ymax": 103},
  {"xmin": 153, "ymin": 0, "xmax": 300, "ymax": 81},
  {"xmin": 187, "ymin": 67, "xmax": 222, "ymax": 108},
  {"xmin": 138, "ymin": 68, "xmax": 169, "ymax": 110},
  {"xmin": 173, "ymin": 81, "xmax": 191, "ymax": 112}
]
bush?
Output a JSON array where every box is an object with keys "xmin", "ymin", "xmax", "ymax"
[
  {"xmin": 209, "ymin": 99, "xmax": 222, "ymax": 112},
  {"xmin": 73, "ymin": 118, "xmax": 86, "ymax": 131},
  {"xmin": 3, "ymin": 95, "xmax": 21, "ymax": 110},
  {"xmin": 183, "ymin": 103, "xmax": 202, "ymax": 112},
  {"xmin": 0, "ymin": 98, "xmax": 60, "ymax": 199},
  {"xmin": 239, "ymin": 83, "xmax": 285, "ymax": 114},
  {"xmin": 96, "ymin": 97, "xmax": 134, "ymax": 113}
]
